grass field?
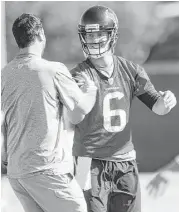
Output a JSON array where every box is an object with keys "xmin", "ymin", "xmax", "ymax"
[{"xmin": 1, "ymin": 173, "xmax": 179, "ymax": 212}]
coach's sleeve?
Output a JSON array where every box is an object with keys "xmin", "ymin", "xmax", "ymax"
[
  {"xmin": 53, "ymin": 64, "xmax": 83, "ymax": 111},
  {"xmin": 134, "ymin": 64, "xmax": 160, "ymax": 110}
]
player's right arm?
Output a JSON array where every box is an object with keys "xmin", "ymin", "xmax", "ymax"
[{"xmin": 53, "ymin": 63, "xmax": 97, "ymax": 124}]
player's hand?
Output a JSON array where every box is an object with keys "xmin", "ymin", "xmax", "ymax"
[
  {"xmin": 146, "ymin": 171, "xmax": 170, "ymax": 197},
  {"xmin": 159, "ymin": 90, "xmax": 177, "ymax": 110}
]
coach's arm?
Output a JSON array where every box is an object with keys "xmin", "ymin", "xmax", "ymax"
[{"xmin": 67, "ymin": 73, "xmax": 97, "ymax": 124}]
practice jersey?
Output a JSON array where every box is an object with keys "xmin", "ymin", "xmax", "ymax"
[
  {"xmin": 1, "ymin": 53, "xmax": 82, "ymax": 178},
  {"xmin": 71, "ymin": 55, "xmax": 160, "ymax": 159}
]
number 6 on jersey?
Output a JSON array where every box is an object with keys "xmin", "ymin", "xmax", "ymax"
[{"xmin": 103, "ymin": 92, "xmax": 127, "ymax": 132}]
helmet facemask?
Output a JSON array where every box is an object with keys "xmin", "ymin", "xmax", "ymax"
[{"xmin": 79, "ymin": 25, "xmax": 118, "ymax": 59}]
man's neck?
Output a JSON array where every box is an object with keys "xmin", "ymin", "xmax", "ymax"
[
  {"xmin": 18, "ymin": 44, "xmax": 43, "ymax": 58},
  {"xmin": 89, "ymin": 53, "xmax": 114, "ymax": 78}
]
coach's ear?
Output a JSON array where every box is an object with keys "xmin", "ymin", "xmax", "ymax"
[{"xmin": 38, "ymin": 28, "xmax": 46, "ymax": 42}]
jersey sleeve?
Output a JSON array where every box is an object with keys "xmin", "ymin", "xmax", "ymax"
[
  {"xmin": 133, "ymin": 64, "xmax": 160, "ymax": 110},
  {"xmin": 53, "ymin": 63, "xmax": 82, "ymax": 111}
]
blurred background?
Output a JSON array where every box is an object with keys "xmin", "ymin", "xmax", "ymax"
[{"xmin": 1, "ymin": 1, "xmax": 179, "ymax": 212}]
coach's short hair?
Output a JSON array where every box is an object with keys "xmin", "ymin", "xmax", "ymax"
[{"xmin": 12, "ymin": 13, "xmax": 43, "ymax": 48}]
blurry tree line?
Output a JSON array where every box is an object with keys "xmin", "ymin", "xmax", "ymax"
[{"xmin": 4, "ymin": 1, "xmax": 179, "ymax": 65}]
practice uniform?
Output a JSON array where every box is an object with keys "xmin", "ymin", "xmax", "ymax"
[
  {"xmin": 1, "ymin": 53, "xmax": 87, "ymax": 212},
  {"xmin": 71, "ymin": 55, "xmax": 160, "ymax": 212}
]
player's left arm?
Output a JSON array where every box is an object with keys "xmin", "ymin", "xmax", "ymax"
[
  {"xmin": 134, "ymin": 65, "xmax": 177, "ymax": 115},
  {"xmin": 152, "ymin": 90, "xmax": 177, "ymax": 115}
]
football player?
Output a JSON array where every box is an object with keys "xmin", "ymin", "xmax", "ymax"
[{"xmin": 69, "ymin": 5, "xmax": 177, "ymax": 212}]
